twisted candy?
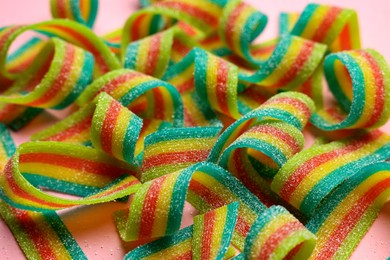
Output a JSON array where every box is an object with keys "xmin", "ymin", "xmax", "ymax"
[
  {"xmin": 50, "ymin": 0, "xmax": 98, "ymax": 28},
  {"xmin": 242, "ymin": 206, "xmax": 315, "ymax": 260},
  {"xmin": 272, "ymin": 130, "xmax": 390, "ymax": 217},
  {"xmin": 311, "ymin": 49, "xmax": 390, "ymax": 130},
  {"xmin": 307, "ymin": 162, "xmax": 390, "ymax": 259},
  {"xmin": 291, "ymin": 3, "xmax": 360, "ymax": 51},
  {"xmin": 33, "ymin": 69, "xmax": 183, "ymax": 144},
  {"xmin": 0, "ymin": 124, "xmax": 86, "ymax": 259},
  {"xmin": 0, "ymin": 94, "xmax": 145, "ymax": 211}
]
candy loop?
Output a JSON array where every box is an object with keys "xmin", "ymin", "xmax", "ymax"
[
  {"xmin": 50, "ymin": 0, "xmax": 98, "ymax": 28},
  {"xmin": 122, "ymin": 0, "xmax": 223, "ymax": 49},
  {"xmin": 271, "ymin": 130, "xmax": 390, "ymax": 217},
  {"xmin": 244, "ymin": 206, "xmax": 316, "ymax": 260},
  {"xmin": 0, "ymin": 141, "xmax": 140, "ymax": 211},
  {"xmin": 0, "ymin": 127, "xmax": 87, "ymax": 259},
  {"xmin": 0, "ymin": 20, "xmax": 119, "ymax": 84},
  {"xmin": 238, "ymin": 35, "xmax": 327, "ymax": 89},
  {"xmin": 311, "ymin": 49, "xmax": 390, "ymax": 130},
  {"xmin": 291, "ymin": 3, "xmax": 361, "ymax": 52},
  {"xmin": 141, "ymin": 126, "xmax": 221, "ymax": 182},
  {"xmin": 124, "ymin": 28, "xmax": 177, "ymax": 78},
  {"xmin": 0, "ymin": 38, "xmax": 94, "ymax": 109},
  {"xmin": 219, "ymin": 120, "xmax": 304, "ymax": 179},
  {"xmin": 76, "ymin": 68, "xmax": 184, "ymax": 126},
  {"xmin": 90, "ymin": 92, "xmax": 144, "ymax": 165},
  {"xmin": 218, "ymin": 0, "xmax": 268, "ymax": 64},
  {"xmin": 307, "ymin": 162, "xmax": 390, "ymax": 259},
  {"xmin": 208, "ymin": 91, "xmax": 315, "ymax": 163}
]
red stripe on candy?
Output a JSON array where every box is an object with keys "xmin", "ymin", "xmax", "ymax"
[
  {"xmin": 45, "ymin": 116, "xmax": 92, "ymax": 141},
  {"xmin": 312, "ymin": 7, "xmax": 342, "ymax": 42},
  {"xmin": 57, "ymin": 0, "xmax": 67, "ymax": 18},
  {"xmin": 100, "ymin": 72, "xmax": 140, "ymax": 96},
  {"xmin": 155, "ymin": 2, "xmax": 219, "ymax": 28},
  {"xmin": 357, "ymin": 51, "xmax": 385, "ymax": 128},
  {"xmin": 145, "ymin": 34, "xmax": 162, "ymax": 75},
  {"xmin": 225, "ymin": 2, "xmax": 246, "ymax": 50},
  {"xmin": 12, "ymin": 208, "xmax": 57, "ymax": 259},
  {"xmin": 201, "ymin": 210, "xmax": 216, "ymax": 259},
  {"xmin": 3, "ymin": 160, "xmax": 67, "ymax": 208},
  {"xmin": 215, "ymin": 59, "xmax": 229, "ymax": 115},
  {"xmin": 152, "ymin": 88, "xmax": 165, "ymax": 120},
  {"xmin": 28, "ymin": 44, "xmax": 75, "ymax": 106},
  {"xmin": 142, "ymin": 150, "xmax": 210, "ymax": 171},
  {"xmin": 100, "ymin": 100, "xmax": 122, "ymax": 155},
  {"xmin": 264, "ymin": 97, "xmax": 312, "ymax": 119},
  {"xmin": 19, "ymin": 153, "xmax": 132, "ymax": 177},
  {"xmin": 248, "ymin": 125, "xmax": 301, "ymax": 154},
  {"xmin": 269, "ymin": 41, "xmax": 314, "ymax": 88},
  {"xmin": 189, "ymin": 179, "xmax": 226, "ymax": 208},
  {"xmin": 236, "ymin": 216, "xmax": 251, "ymax": 237},
  {"xmin": 139, "ymin": 175, "xmax": 168, "ymax": 238},
  {"xmin": 131, "ymin": 14, "xmax": 147, "ymax": 41},
  {"xmin": 258, "ymin": 221, "xmax": 304, "ymax": 259}
]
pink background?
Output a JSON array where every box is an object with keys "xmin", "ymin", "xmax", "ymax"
[{"xmin": 0, "ymin": 0, "xmax": 389, "ymax": 259}]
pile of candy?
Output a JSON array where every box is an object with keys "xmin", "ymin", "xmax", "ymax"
[{"xmin": 0, "ymin": 0, "xmax": 389, "ymax": 259}]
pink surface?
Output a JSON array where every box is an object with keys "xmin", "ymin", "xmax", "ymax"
[{"xmin": 0, "ymin": 0, "xmax": 389, "ymax": 259}]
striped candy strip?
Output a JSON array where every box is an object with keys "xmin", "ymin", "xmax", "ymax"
[
  {"xmin": 6, "ymin": 37, "xmax": 47, "ymax": 74},
  {"xmin": 90, "ymin": 92, "xmax": 143, "ymax": 166},
  {"xmin": 238, "ymin": 35, "xmax": 326, "ymax": 89},
  {"xmin": 219, "ymin": 120, "xmax": 304, "ymax": 179},
  {"xmin": 208, "ymin": 91, "xmax": 315, "ymax": 163},
  {"xmin": 50, "ymin": 0, "xmax": 98, "ymax": 28},
  {"xmin": 122, "ymin": 0, "xmax": 223, "ymax": 48},
  {"xmin": 217, "ymin": 121, "xmax": 305, "ymax": 208},
  {"xmin": 192, "ymin": 48, "xmax": 241, "ymax": 119},
  {"xmin": 76, "ymin": 69, "xmax": 184, "ymax": 127},
  {"xmin": 218, "ymin": 0, "xmax": 268, "ymax": 64},
  {"xmin": 311, "ymin": 49, "xmax": 390, "ymax": 131},
  {"xmin": 124, "ymin": 28, "xmax": 176, "ymax": 78},
  {"xmin": 307, "ymin": 162, "xmax": 390, "ymax": 260},
  {"xmin": 124, "ymin": 203, "xmax": 238, "ymax": 260},
  {"xmin": 114, "ymin": 162, "xmax": 267, "ymax": 249},
  {"xmin": 291, "ymin": 3, "xmax": 361, "ymax": 52},
  {"xmin": 32, "ymin": 69, "xmax": 184, "ymax": 144},
  {"xmin": 279, "ymin": 13, "xmax": 300, "ymax": 35},
  {"xmin": 162, "ymin": 49, "xmax": 223, "ymax": 127},
  {"xmin": 124, "ymin": 225, "xmax": 193, "ymax": 260},
  {"xmin": 0, "ymin": 20, "xmax": 119, "ymax": 82},
  {"xmin": 0, "ymin": 140, "xmax": 140, "ymax": 211},
  {"xmin": 0, "ymin": 37, "xmax": 49, "ymax": 129},
  {"xmin": 192, "ymin": 202, "xmax": 239, "ymax": 260},
  {"xmin": 141, "ymin": 126, "xmax": 221, "ymax": 182},
  {"xmin": 0, "ymin": 38, "xmax": 94, "ymax": 109},
  {"xmin": 271, "ymin": 130, "xmax": 390, "ymax": 217},
  {"xmin": 243, "ymin": 205, "xmax": 316, "ymax": 260},
  {"xmin": 0, "ymin": 201, "xmax": 87, "ymax": 260},
  {"xmin": 0, "ymin": 37, "xmax": 47, "ymax": 129},
  {"xmin": 0, "ymin": 123, "xmax": 87, "ymax": 260}
]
